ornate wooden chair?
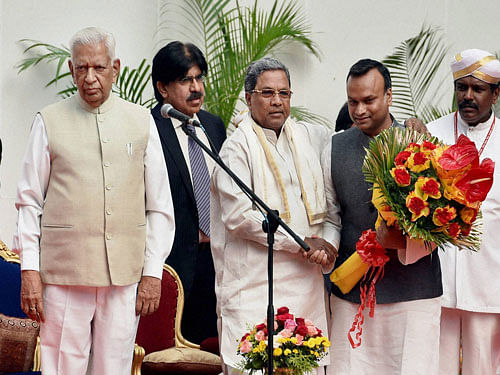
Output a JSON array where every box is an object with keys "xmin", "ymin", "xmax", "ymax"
[
  {"xmin": 0, "ymin": 240, "xmax": 41, "ymax": 373},
  {"xmin": 134, "ymin": 264, "xmax": 222, "ymax": 375}
]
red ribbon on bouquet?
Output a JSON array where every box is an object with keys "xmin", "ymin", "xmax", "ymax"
[{"xmin": 348, "ymin": 229, "xmax": 389, "ymax": 349}]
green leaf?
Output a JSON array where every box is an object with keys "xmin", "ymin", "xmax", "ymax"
[{"xmin": 382, "ymin": 25, "xmax": 451, "ymax": 124}]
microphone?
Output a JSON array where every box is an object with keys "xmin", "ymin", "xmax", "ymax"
[{"xmin": 160, "ymin": 104, "xmax": 201, "ymax": 127}]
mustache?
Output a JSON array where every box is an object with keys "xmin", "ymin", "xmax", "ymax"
[
  {"xmin": 187, "ymin": 92, "xmax": 203, "ymax": 101},
  {"xmin": 458, "ymin": 100, "xmax": 478, "ymax": 110}
]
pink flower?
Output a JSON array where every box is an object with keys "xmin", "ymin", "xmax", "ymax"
[
  {"xmin": 284, "ymin": 319, "xmax": 297, "ymax": 331},
  {"xmin": 295, "ymin": 334, "xmax": 304, "ymax": 345},
  {"xmin": 307, "ymin": 325, "xmax": 318, "ymax": 336},
  {"xmin": 279, "ymin": 328, "xmax": 293, "ymax": 338},
  {"xmin": 255, "ymin": 330, "xmax": 266, "ymax": 342},
  {"xmin": 240, "ymin": 339, "xmax": 252, "ymax": 353},
  {"xmin": 304, "ymin": 319, "xmax": 314, "ymax": 327}
]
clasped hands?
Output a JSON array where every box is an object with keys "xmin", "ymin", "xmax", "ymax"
[{"xmin": 302, "ymin": 236, "xmax": 338, "ymax": 268}]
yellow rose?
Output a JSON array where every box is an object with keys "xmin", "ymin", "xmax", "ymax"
[{"xmin": 273, "ymin": 348, "xmax": 282, "ymax": 356}]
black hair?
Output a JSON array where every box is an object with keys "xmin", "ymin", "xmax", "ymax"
[
  {"xmin": 347, "ymin": 58, "xmax": 392, "ymax": 92},
  {"xmin": 335, "ymin": 102, "xmax": 353, "ymax": 132},
  {"xmin": 151, "ymin": 41, "xmax": 208, "ymax": 103}
]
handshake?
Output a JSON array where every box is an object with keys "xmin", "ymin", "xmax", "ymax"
[{"xmin": 302, "ymin": 236, "xmax": 338, "ymax": 267}]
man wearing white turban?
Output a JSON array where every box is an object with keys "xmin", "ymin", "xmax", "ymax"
[{"xmin": 427, "ymin": 49, "xmax": 500, "ymax": 375}]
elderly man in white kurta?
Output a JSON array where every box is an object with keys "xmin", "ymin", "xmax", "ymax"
[
  {"xmin": 13, "ymin": 27, "xmax": 175, "ymax": 375},
  {"xmin": 426, "ymin": 49, "xmax": 500, "ymax": 375},
  {"xmin": 211, "ymin": 57, "xmax": 337, "ymax": 375}
]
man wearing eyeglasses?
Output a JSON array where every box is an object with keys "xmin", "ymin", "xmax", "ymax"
[
  {"xmin": 151, "ymin": 41, "xmax": 226, "ymax": 345},
  {"xmin": 211, "ymin": 57, "xmax": 337, "ymax": 374}
]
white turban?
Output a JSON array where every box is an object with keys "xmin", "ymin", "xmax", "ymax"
[{"xmin": 451, "ymin": 49, "xmax": 500, "ymax": 84}]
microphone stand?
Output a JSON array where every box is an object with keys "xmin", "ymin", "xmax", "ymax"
[{"xmin": 181, "ymin": 121, "xmax": 309, "ymax": 375}]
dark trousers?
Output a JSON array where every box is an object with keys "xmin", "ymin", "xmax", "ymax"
[{"xmin": 181, "ymin": 242, "xmax": 218, "ymax": 344}]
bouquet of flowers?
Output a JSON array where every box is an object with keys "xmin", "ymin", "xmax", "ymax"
[
  {"xmin": 363, "ymin": 127, "xmax": 494, "ymax": 251},
  {"xmin": 237, "ymin": 307, "xmax": 330, "ymax": 375}
]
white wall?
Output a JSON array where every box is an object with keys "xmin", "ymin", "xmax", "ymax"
[{"xmin": 1, "ymin": 0, "xmax": 500, "ymax": 247}]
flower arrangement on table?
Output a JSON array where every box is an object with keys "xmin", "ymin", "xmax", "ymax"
[
  {"xmin": 330, "ymin": 127, "xmax": 495, "ymax": 348},
  {"xmin": 237, "ymin": 306, "xmax": 330, "ymax": 375}
]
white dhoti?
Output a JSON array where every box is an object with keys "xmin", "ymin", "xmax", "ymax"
[
  {"xmin": 40, "ymin": 283, "xmax": 139, "ymax": 375},
  {"xmin": 440, "ymin": 307, "xmax": 500, "ymax": 375},
  {"xmin": 327, "ymin": 295, "xmax": 441, "ymax": 375}
]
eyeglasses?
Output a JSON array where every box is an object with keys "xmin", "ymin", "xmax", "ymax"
[
  {"xmin": 178, "ymin": 74, "xmax": 205, "ymax": 85},
  {"xmin": 250, "ymin": 89, "xmax": 293, "ymax": 99}
]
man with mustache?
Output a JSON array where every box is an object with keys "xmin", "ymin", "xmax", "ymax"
[
  {"xmin": 426, "ymin": 49, "xmax": 500, "ymax": 375},
  {"xmin": 211, "ymin": 57, "xmax": 337, "ymax": 374},
  {"xmin": 151, "ymin": 41, "xmax": 226, "ymax": 345}
]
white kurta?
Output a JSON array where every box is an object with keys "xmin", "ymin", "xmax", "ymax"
[
  {"xmin": 428, "ymin": 112, "xmax": 500, "ymax": 313},
  {"xmin": 210, "ymin": 120, "xmax": 330, "ymax": 368}
]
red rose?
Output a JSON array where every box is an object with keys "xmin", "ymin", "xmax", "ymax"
[
  {"xmin": 391, "ymin": 166, "xmax": 411, "ymax": 186},
  {"xmin": 461, "ymin": 224, "xmax": 472, "ymax": 236},
  {"xmin": 422, "ymin": 140, "xmax": 437, "ymax": 150},
  {"xmin": 295, "ymin": 317, "xmax": 305, "ymax": 326},
  {"xmin": 241, "ymin": 333, "xmax": 250, "ymax": 342},
  {"xmin": 394, "ymin": 151, "xmax": 411, "ymax": 166},
  {"xmin": 276, "ymin": 313, "xmax": 294, "ymax": 323},
  {"xmin": 447, "ymin": 222, "xmax": 461, "ymax": 238},
  {"xmin": 413, "ymin": 152, "xmax": 428, "ymax": 165},
  {"xmin": 277, "ymin": 307, "xmax": 289, "ymax": 315},
  {"xmin": 296, "ymin": 325, "xmax": 309, "ymax": 337},
  {"xmin": 422, "ymin": 179, "xmax": 440, "ymax": 196},
  {"xmin": 255, "ymin": 323, "xmax": 266, "ymax": 331}
]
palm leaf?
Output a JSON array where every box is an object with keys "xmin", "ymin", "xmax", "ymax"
[
  {"xmin": 290, "ymin": 106, "xmax": 333, "ymax": 129},
  {"xmin": 382, "ymin": 26, "xmax": 451, "ymax": 124},
  {"xmin": 159, "ymin": 0, "xmax": 321, "ymax": 127}
]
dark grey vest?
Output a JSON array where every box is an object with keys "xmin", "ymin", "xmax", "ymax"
[{"xmin": 330, "ymin": 123, "xmax": 442, "ymax": 304}]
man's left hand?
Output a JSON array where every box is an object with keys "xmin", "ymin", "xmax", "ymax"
[
  {"xmin": 404, "ymin": 118, "xmax": 430, "ymax": 136},
  {"xmin": 136, "ymin": 276, "xmax": 161, "ymax": 316},
  {"xmin": 376, "ymin": 220, "xmax": 406, "ymax": 250}
]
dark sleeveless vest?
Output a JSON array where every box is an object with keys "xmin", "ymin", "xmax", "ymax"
[{"xmin": 330, "ymin": 122, "xmax": 442, "ymax": 304}]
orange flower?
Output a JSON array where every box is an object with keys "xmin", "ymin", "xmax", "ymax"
[
  {"xmin": 415, "ymin": 176, "xmax": 441, "ymax": 200},
  {"xmin": 390, "ymin": 166, "xmax": 411, "ymax": 186},
  {"xmin": 407, "ymin": 152, "xmax": 430, "ymax": 172},
  {"xmin": 432, "ymin": 206, "xmax": 457, "ymax": 226},
  {"xmin": 406, "ymin": 192, "xmax": 430, "ymax": 221},
  {"xmin": 446, "ymin": 222, "xmax": 461, "ymax": 238},
  {"xmin": 405, "ymin": 143, "xmax": 421, "ymax": 153},
  {"xmin": 459, "ymin": 207, "xmax": 478, "ymax": 224}
]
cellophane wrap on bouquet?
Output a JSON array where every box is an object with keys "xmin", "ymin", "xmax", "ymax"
[{"xmin": 237, "ymin": 307, "xmax": 330, "ymax": 375}]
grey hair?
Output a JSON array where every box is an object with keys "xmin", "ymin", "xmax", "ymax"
[
  {"xmin": 69, "ymin": 27, "xmax": 116, "ymax": 61},
  {"xmin": 244, "ymin": 57, "xmax": 291, "ymax": 92}
]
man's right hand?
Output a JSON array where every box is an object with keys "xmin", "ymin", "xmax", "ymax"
[
  {"xmin": 21, "ymin": 270, "xmax": 45, "ymax": 323},
  {"xmin": 303, "ymin": 237, "xmax": 338, "ymax": 266}
]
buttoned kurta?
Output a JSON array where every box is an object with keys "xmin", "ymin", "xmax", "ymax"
[
  {"xmin": 210, "ymin": 120, "xmax": 330, "ymax": 368},
  {"xmin": 428, "ymin": 112, "xmax": 500, "ymax": 312}
]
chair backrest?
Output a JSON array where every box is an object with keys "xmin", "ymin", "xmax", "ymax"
[
  {"xmin": 135, "ymin": 264, "xmax": 180, "ymax": 355},
  {"xmin": 0, "ymin": 241, "xmax": 27, "ymax": 318}
]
